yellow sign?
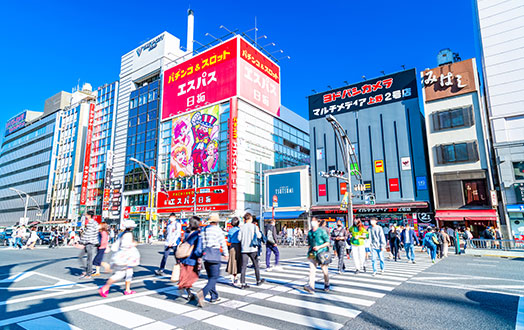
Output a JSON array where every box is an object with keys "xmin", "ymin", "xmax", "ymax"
[{"xmin": 375, "ymin": 160, "xmax": 384, "ymax": 173}]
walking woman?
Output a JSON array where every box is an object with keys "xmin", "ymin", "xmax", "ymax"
[
  {"xmin": 304, "ymin": 217, "xmax": 330, "ymax": 293},
  {"xmin": 99, "ymin": 220, "xmax": 140, "ymax": 297},
  {"xmin": 349, "ymin": 219, "xmax": 368, "ymax": 273},
  {"xmin": 226, "ymin": 217, "xmax": 242, "ymax": 285},
  {"xmin": 93, "ymin": 223, "xmax": 110, "ymax": 276},
  {"xmin": 177, "ymin": 216, "xmax": 203, "ymax": 301},
  {"xmin": 196, "ymin": 213, "xmax": 228, "ymax": 308},
  {"xmin": 388, "ymin": 226, "xmax": 401, "ymax": 261},
  {"xmin": 423, "ymin": 227, "xmax": 438, "ymax": 263}
]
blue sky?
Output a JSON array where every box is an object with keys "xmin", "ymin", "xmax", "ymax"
[{"xmin": 0, "ymin": 0, "xmax": 478, "ymax": 137}]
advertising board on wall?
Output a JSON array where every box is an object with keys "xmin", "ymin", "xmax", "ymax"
[
  {"xmin": 422, "ymin": 58, "xmax": 476, "ymax": 102},
  {"xmin": 228, "ymin": 98, "xmax": 238, "ymax": 211},
  {"xmin": 308, "ymin": 69, "xmax": 418, "ymax": 119},
  {"xmin": 80, "ymin": 103, "xmax": 95, "ymax": 206},
  {"xmin": 156, "ymin": 185, "xmax": 229, "ymax": 213},
  {"xmin": 162, "ymin": 36, "xmax": 281, "ymax": 121},
  {"xmin": 267, "ymin": 172, "xmax": 301, "ymax": 208},
  {"xmin": 5, "ymin": 112, "xmax": 27, "ymax": 137},
  {"xmin": 169, "ymin": 105, "xmax": 220, "ymax": 178}
]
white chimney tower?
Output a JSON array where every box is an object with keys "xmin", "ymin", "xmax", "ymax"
[{"xmin": 187, "ymin": 9, "xmax": 194, "ymax": 55}]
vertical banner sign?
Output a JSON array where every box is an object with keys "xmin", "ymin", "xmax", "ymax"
[
  {"xmin": 228, "ymin": 98, "xmax": 238, "ymax": 211},
  {"xmin": 389, "ymin": 178, "xmax": 400, "ymax": 192},
  {"xmin": 147, "ymin": 167, "xmax": 156, "ymax": 221},
  {"xmin": 80, "ymin": 103, "xmax": 95, "ymax": 206},
  {"xmin": 102, "ymin": 150, "xmax": 113, "ymax": 215}
]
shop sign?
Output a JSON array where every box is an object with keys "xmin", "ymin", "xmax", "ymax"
[
  {"xmin": 364, "ymin": 180, "xmax": 372, "ymax": 193},
  {"xmin": 228, "ymin": 97, "xmax": 238, "ymax": 211},
  {"xmin": 416, "ymin": 176, "xmax": 427, "ymax": 190},
  {"xmin": 308, "ymin": 69, "xmax": 418, "ymax": 119},
  {"xmin": 136, "ymin": 35, "xmax": 164, "ymax": 57},
  {"xmin": 421, "ymin": 58, "xmax": 477, "ymax": 102},
  {"xmin": 80, "ymin": 103, "xmax": 95, "ymax": 206},
  {"xmin": 375, "ymin": 160, "xmax": 384, "ymax": 173},
  {"xmin": 389, "ymin": 178, "xmax": 399, "ymax": 192},
  {"xmin": 417, "ymin": 212, "xmax": 434, "ymax": 223},
  {"xmin": 267, "ymin": 172, "xmax": 301, "ymax": 208},
  {"xmin": 340, "ymin": 182, "xmax": 347, "ymax": 195},
  {"xmin": 316, "ymin": 148, "xmax": 324, "ymax": 160},
  {"xmin": 319, "ymin": 184, "xmax": 326, "ymax": 197},
  {"xmin": 5, "ymin": 111, "xmax": 26, "ymax": 136},
  {"xmin": 401, "ymin": 157, "xmax": 411, "ymax": 171},
  {"xmin": 490, "ymin": 190, "xmax": 498, "ymax": 207},
  {"xmin": 156, "ymin": 185, "xmax": 229, "ymax": 213},
  {"xmin": 162, "ymin": 38, "xmax": 237, "ymax": 120},
  {"xmin": 515, "ymin": 183, "xmax": 524, "ymax": 204}
]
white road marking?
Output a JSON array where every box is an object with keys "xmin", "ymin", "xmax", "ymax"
[
  {"xmin": 516, "ymin": 296, "xmax": 524, "ymax": 330},
  {"xmin": 267, "ymin": 295, "xmax": 361, "ymax": 318},
  {"xmin": 133, "ymin": 321, "xmax": 175, "ymax": 330},
  {"xmin": 184, "ymin": 309, "xmax": 216, "ymax": 321},
  {"xmin": 18, "ymin": 316, "xmax": 82, "ymax": 330},
  {"xmin": 239, "ymin": 304, "xmax": 344, "ymax": 330},
  {"xmin": 129, "ymin": 296, "xmax": 196, "ymax": 314},
  {"xmin": 81, "ymin": 304, "xmax": 155, "ymax": 328},
  {"xmin": 289, "ymin": 288, "xmax": 374, "ymax": 307},
  {"xmin": 219, "ymin": 300, "xmax": 250, "ymax": 309},
  {"xmin": 313, "ymin": 283, "xmax": 385, "ymax": 298},
  {"xmin": 246, "ymin": 292, "xmax": 273, "ymax": 300},
  {"xmin": 204, "ymin": 314, "xmax": 276, "ymax": 330}
]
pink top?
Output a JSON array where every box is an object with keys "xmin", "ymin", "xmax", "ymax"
[{"xmin": 99, "ymin": 231, "xmax": 109, "ymax": 249}]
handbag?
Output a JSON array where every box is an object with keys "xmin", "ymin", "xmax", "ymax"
[
  {"xmin": 316, "ymin": 250, "xmax": 332, "ymax": 265},
  {"xmin": 176, "ymin": 240, "xmax": 194, "ymax": 259},
  {"xmin": 170, "ymin": 264, "xmax": 180, "ymax": 282},
  {"xmin": 202, "ymin": 247, "xmax": 221, "ymax": 263}
]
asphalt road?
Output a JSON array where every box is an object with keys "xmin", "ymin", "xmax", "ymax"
[{"xmin": 0, "ymin": 244, "xmax": 521, "ymax": 330}]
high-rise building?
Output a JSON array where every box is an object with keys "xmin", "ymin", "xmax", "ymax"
[
  {"xmin": 475, "ymin": 0, "xmax": 524, "ymax": 238},
  {"xmin": 308, "ymin": 69, "xmax": 432, "ymax": 229},
  {"xmin": 421, "ymin": 56, "xmax": 498, "ymax": 236},
  {"xmin": 0, "ymin": 110, "xmax": 61, "ymax": 226},
  {"xmin": 49, "ymin": 84, "xmax": 97, "ymax": 222},
  {"xmin": 85, "ymin": 82, "xmax": 119, "ymax": 223}
]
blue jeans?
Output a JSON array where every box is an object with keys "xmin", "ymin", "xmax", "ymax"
[
  {"xmin": 427, "ymin": 243, "xmax": 437, "ymax": 261},
  {"xmin": 371, "ymin": 248, "xmax": 384, "ymax": 273},
  {"xmin": 404, "ymin": 243, "xmax": 415, "ymax": 261},
  {"xmin": 159, "ymin": 246, "xmax": 177, "ymax": 270},
  {"xmin": 203, "ymin": 261, "xmax": 221, "ymax": 300},
  {"xmin": 266, "ymin": 244, "xmax": 280, "ymax": 268}
]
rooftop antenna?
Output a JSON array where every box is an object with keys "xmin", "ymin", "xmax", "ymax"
[
  {"xmin": 254, "ymin": 16, "xmax": 257, "ymax": 47},
  {"xmin": 327, "ymin": 85, "xmax": 332, "ymax": 89},
  {"xmin": 205, "ymin": 32, "xmax": 222, "ymax": 43},
  {"xmin": 262, "ymin": 42, "xmax": 276, "ymax": 47},
  {"xmin": 270, "ymin": 49, "xmax": 284, "ymax": 54},
  {"xmin": 344, "ymin": 81, "xmax": 349, "ymax": 85},
  {"xmin": 312, "ymin": 89, "xmax": 317, "ymax": 93},
  {"xmin": 219, "ymin": 25, "xmax": 236, "ymax": 35},
  {"xmin": 362, "ymin": 75, "xmax": 366, "ymax": 81},
  {"xmin": 277, "ymin": 55, "xmax": 290, "ymax": 61},
  {"xmin": 401, "ymin": 65, "xmax": 406, "ymax": 70},
  {"xmin": 193, "ymin": 39, "xmax": 208, "ymax": 49},
  {"xmin": 380, "ymin": 70, "xmax": 385, "ymax": 76}
]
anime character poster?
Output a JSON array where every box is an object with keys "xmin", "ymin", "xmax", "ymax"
[{"xmin": 170, "ymin": 105, "xmax": 220, "ymax": 178}]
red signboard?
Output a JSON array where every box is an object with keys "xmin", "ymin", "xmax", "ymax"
[
  {"xmin": 389, "ymin": 178, "xmax": 400, "ymax": 192},
  {"xmin": 156, "ymin": 185, "xmax": 229, "ymax": 213},
  {"xmin": 319, "ymin": 184, "xmax": 327, "ymax": 197},
  {"xmin": 340, "ymin": 182, "xmax": 347, "ymax": 195},
  {"xmin": 238, "ymin": 39, "xmax": 280, "ymax": 116},
  {"xmin": 80, "ymin": 103, "xmax": 95, "ymax": 206},
  {"xmin": 162, "ymin": 38, "xmax": 237, "ymax": 120},
  {"xmin": 228, "ymin": 97, "xmax": 238, "ymax": 211}
]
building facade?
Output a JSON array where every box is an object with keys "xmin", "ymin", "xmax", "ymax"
[
  {"xmin": 475, "ymin": 0, "xmax": 524, "ymax": 238},
  {"xmin": 308, "ymin": 69, "xmax": 432, "ymax": 230},
  {"xmin": 0, "ymin": 110, "xmax": 61, "ymax": 226},
  {"xmin": 422, "ymin": 56, "xmax": 498, "ymax": 236}
]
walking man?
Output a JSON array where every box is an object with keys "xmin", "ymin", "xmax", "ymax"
[
  {"xmin": 265, "ymin": 219, "xmax": 280, "ymax": 271},
  {"xmin": 155, "ymin": 213, "xmax": 181, "ymax": 276},
  {"xmin": 369, "ymin": 218, "xmax": 386, "ymax": 276},
  {"xmin": 78, "ymin": 210, "xmax": 99, "ymax": 279},
  {"xmin": 401, "ymin": 224, "xmax": 419, "ymax": 263},
  {"xmin": 238, "ymin": 213, "xmax": 264, "ymax": 289},
  {"xmin": 331, "ymin": 220, "xmax": 347, "ymax": 273}
]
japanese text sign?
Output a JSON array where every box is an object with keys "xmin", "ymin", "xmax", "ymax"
[
  {"xmin": 80, "ymin": 103, "xmax": 95, "ymax": 206},
  {"xmin": 422, "ymin": 58, "xmax": 476, "ymax": 102},
  {"xmin": 308, "ymin": 69, "xmax": 418, "ymax": 119},
  {"xmin": 162, "ymin": 38, "xmax": 237, "ymax": 120},
  {"xmin": 5, "ymin": 111, "xmax": 26, "ymax": 137},
  {"xmin": 156, "ymin": 185, "xmax": 229, "ymax": 213},
  {"xmin": 389, "ymin": 178, "xmax": 400, "ymax": 192},
  {"xmin": 374, "ymin": 160, "xmax": 384, "ymax": 173}
]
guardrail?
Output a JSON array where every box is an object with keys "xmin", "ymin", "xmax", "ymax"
[{"xmin": 467, "ymin": 239, "xmax": 524, "ymax": 251}]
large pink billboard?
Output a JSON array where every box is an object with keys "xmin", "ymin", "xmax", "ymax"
[{"xmin": 162, "ymin": 38, "xmax": 237, "ymax": 121}]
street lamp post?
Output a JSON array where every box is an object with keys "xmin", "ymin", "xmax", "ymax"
[{"xmin": 9, "ymin": 187, "xmax": 43, "ymax": 225}]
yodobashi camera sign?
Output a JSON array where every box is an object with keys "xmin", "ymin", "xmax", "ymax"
[{"xmin": 267, "ymin": 172, "xmax": 301, "ymax": 208}]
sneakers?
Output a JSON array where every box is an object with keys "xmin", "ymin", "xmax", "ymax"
[
  {"xmin": 303, "ymin": 285, "xmax": 314, "ymax": 294},
  {"xmin": 240, "ymin": 283, "xmax": 250, "ymax": 290},
  {"xmin": 256, "ymin": 279, "xmax": 265, "ymax": 286},
  {"xmin": 412, "ymin": 260, "xmax": 416, "ymax": 264},
  {"xmin": 266, "ymin": 267, "xmax": 273, "ymax": 272},
  {"xmin": 155, "ymin": 270, "xmax": 164, "ymax": 276},
  {"xmin": 98, "ymin": 287, "xmax": 108, "ymax": 298},
  {"xmin": 354, "ymin": 269, "xmax": 360, "ymax": 274},
  {"xmin": 363, "ymin": 266, "xmax": 367, "ymax": 272},
  {"xmin": 372, "ymin": 272, "xmax": 377, "ymax": 276},
  {"xmin": 124, "ymin": 290, "xmax": 136, "ymax": 295},
  {"xmin": 380, "ymin": 269, "xmax": 384, "ymax": 274},
  {"xmin": 209, "ymin": 297, "xmax": 222, "ymax": 303}
]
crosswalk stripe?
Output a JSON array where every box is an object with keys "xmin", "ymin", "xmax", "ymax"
[
  {"xmin": 203, "ymin": 314, "xmax": 276, "ymax": 330},
  {"xmin": 81, "ymin": 304, "xmax": 155, "ymax": 328},
  {"xmin": 193, "ymin": 282, "xmax": 252, "ymax": 296},
  {"xmin": 184, "ymin": 309, "xmax": 217, "ymax": 320},
  {"xmin": 261, "ymin": 271, "xmax": 306, "ymax": 279},
  {"xmin": 239, "ymin": 304, "xmax": 344, "ymax": 330},
  {"xmin": 326, "ymin": 278, "xmax": 395, "ymax": 291},
  {"xmin": 330, "ymin": 274, "xmax": 402, "ymax": 286},
  {"xmin": 313, "ymin": 283, "xmax": 385, "ymax": 298},
  {"xmin": 266, "ymin": 295, "xmax": 361, "ymax": 318},
  {"xmin": 129, "ymin": 296, "xmax": 196, "ymax": 314},
  {"xmin": 18, "ymin": 316, "xmax": 82, "ymax": 330},
  {"xmin": 133, "ymin": 321, "xmax": 175, "ymax": 330},
  {"xmin": 288, "ymin": 288, "xmax": 374, "ymax": 307}
]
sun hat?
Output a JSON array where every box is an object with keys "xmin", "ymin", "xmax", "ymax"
[{"xmin": 122, "ymin": 220, "xmax": 137, "ymax": 229}]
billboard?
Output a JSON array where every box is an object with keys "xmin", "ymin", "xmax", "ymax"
[
  {"xmin": 422, "ymin": 58, "xmax": 477, "ymax": 102},
  {"xmin": 308, "ymin": 69, "xmax": 418, "ymax": 119},
  {"xmin": 156, "ymin": 185, "xmax": 229, "ymax": 213},
  {"xmin": 228, "ymin": 98, "xmax": 238, "ymax": 211},
  {"xmin": 162, "ymin": 36, "xmax": 281, "ymax": 121},
  {"xmin": 5, "ymin": 112, "xmax": 26, "ymax": 136},
  {"xmin": 162, "ymin": 38, "xmax": 237, "ymax": 120},
  {"xmin": 267, "ymin": 172, "xmax": 301, "ymax": 208},
  {"xmin": 80, "ymin": 103, "xmax": 95, "ymax": 206},
  {"xmin": 169, "ymin": 105, "xmax": 220, "ymax": 178}
]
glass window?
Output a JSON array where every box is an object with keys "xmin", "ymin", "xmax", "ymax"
[
  {"xmin": 455, "ymin": 143, "xmax": 468, "ymax": 161},
  {"xmin": 451, "ymin": 109, "xmax": 464, "ymax": 127},
  {"xmin": 463, "ymin": 179, "xmax": 488, "ymax": 206},
  {"xmin": 443, "ymin": 145, "xmax": 455, "ymax": 162},
  {"xmin": 438, "ymin": 112, "xmax": 451, "ymax": 129},
  {"xmin": 514, "ymin": 162, "xmax": 524, "ymax": 180}
]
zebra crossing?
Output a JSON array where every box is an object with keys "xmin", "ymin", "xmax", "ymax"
[{"xmin": 11, "ymin": 256, "xmax": 437, "ymax": 330}]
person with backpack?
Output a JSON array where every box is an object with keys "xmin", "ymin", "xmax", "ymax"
[
  {"xmin": 99, "ymin": 220, "xmax": 140, "ymax": 297},
  {"xmin": 423, "ymin": 227, "xmax": 438, "ymax": 263},
  {"xmin": 388, "ymin": 226, "xmax": 401, "ymax": 262},
  {"xmin": 463, "ymin": 227, "xmax": 473, "ymax": 252},
  {"xmin": 304, "ymin": 217, "xmax": 330, "ymax": 293},
  {"xmin": 92, "ymin": 223, "xmax": 110, "ymax": 276},
  {"xmin": 226, "ymin": 217, "xmax": 242, "ymax": 285},
  {"xmin": 155, "ymin": 213, "xmax": 182, "ymax": 276},
  {"xmin": 265, "ymin": 219, "xmax": 280, "ymax": 271},
  {"xmin": 177, "ymin": 216, "xmax": 202, "ymax": 301},
  {"xmin": 196, "ymin": 213, "xmax": 228, "ymax": 307},
  {"xmin": 349, "ymin": 219, "xmax": 368, "ymax": 273},
  {"xmin": 238, "ymin": 213, "xmax": 264, "ymax": 289},
  {"xmin": 78, "ymin": 210, "xmax": 99, "ymax": 279},
  {"xmin": 331, "ymin": 220, "xmax": 347, "ymax": 274},
  {"xmin": 369, "ymin": 218, "xmax": 386, "ymax": 276}
]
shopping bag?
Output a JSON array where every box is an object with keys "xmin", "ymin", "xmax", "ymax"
[{"xmin": 170, "ymin": 264, "xmax": 180, "ymax": 282}]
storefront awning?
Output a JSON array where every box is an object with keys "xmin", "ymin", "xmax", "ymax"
[
  {"xmin": 262, "ymin": 211, "xmax": 307, "ymax": 220},
  {"xmin": 435, "ymin": 209, "xmax": 497, "ymax": 221}
]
